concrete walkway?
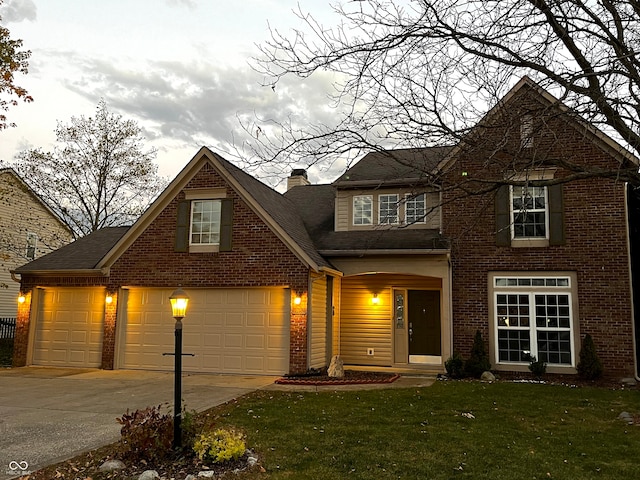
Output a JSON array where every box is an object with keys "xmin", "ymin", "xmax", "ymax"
[{"xmin": 0, "ymin": 367, "xmax": 277, "ymax": 479}]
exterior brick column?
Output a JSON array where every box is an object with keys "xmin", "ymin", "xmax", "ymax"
[
  {"xmin": 289, "ymin": 291, "xmax": 308, "ymax": 375},
  {"xmin": 12, "ymin": 290, "xmax": 31, "ymax": 367},
  {"xmin": 101, "ymin": 290, "xmax": 118, "ymax": 370}
]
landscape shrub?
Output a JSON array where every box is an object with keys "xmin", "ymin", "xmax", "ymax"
[
  {"xmin": 193, "ymin": 428, "xmax": 246, "ymax": 464},
  {"xmin": 464, "ymin": 330, "xmax": 492, "ymax": 378},
  {"xmin": 445, "ymin": 351, "xmax": 466, "ymax": 378},
  {"xmin": 577, "ymin": 334, "xmax": 604, "ymax": 380},
  {"xmin": 526, "ymin": 354, "xmax": 547, "ymax": 378},
  {"xmin": 116, "ymin": 404, "xmax": 173, "ymax": 462}
]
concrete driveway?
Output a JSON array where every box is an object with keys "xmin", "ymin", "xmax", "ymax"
[{"xmin": 0, "ymin": 367, "xmax": 277, "ymax": 479}]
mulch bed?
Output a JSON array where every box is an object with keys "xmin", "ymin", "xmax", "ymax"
[{"xmin": 275, "ymin": 370, "xmax": 400, "ymax": 385}]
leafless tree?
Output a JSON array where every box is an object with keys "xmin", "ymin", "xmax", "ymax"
[
  {"xmin": 13, "ymin": 100, "xmax": 167, "ymax": 238},
  {"xmin": 247, "ymin": 0, "xmax": 640, "ymax": 189}
]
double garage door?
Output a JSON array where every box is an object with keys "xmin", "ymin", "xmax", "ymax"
[
  {"xmin": 121, "ymin": 288, "xmax": 290, "ymax": 375},
  {"xmin": 31, "ymin": 287, "xmax": 290, "ymax": 375}
]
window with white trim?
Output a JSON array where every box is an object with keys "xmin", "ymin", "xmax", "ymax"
[
  {"xmin": 190, "ymin": 199, "xmax": 222, "ymax": 245},
  {"xmin": 511, "ymin": 185, "xmax": 548, "ymax": 239},
  {"xmin": 378, "ymin": 194, "xmax": 399, "ymax": 225},
  {"xmin": 26, "ymin": 232, "xmax": 38, "ymax": 260},
  {"xmin": 353, "ymin": 195, "xmax": 373, "ymax": 225},
  {"xmin": 494, "ymin": 276, "xmax": 574, "ymax": 366},
  {"xmin": 405, "ymin": 193, "xmax": 426, "ymax": 224}
]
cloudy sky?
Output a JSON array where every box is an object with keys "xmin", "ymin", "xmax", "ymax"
[{"xmin": 0, "ymin": 0, "xmax": 343, "ymax": 185}]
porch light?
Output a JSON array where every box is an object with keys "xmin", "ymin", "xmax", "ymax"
[
  {"xmin": 17, "ymin": 295, "xmax": 25, "ymax": 304},
  {"xmin": 170, "ymin": 287, "xmax": 189, "ymax": 319},
  {"xmin": 105, "ymin": 295, "xmax": 113, "ymax": 305},
  {"xmin": 372, "ymin": 293, "xmax": 380, "ymax": 305},
  {"xmin": 294, "ymin": 296, "xmax": 302, "ymax": 305}
]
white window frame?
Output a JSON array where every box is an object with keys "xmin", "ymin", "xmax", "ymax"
[
  {"xmin": 190, "ymin": 199, "xmax": 222, "ymax": 246},
  {"xmin": 378, "ymin": 194, "xmax": 399, "ymax": 225},
  {"xmin": 25, "ymin": 232, "xmax": 38, "ymax": 260},
  {"xmin": 510, "ymin": 185, "xmax": 549, "ymax": 239},
  {"xmin": 493, "ymin": 275, "xmax": 575, "ymax": 368},
  {"xmin": 353, "ymin": 195, "xmax": 373, "ymax": 225},
  {"xmin": 405, "ymin": 193, "xmax": 426, "ymax": 225}
]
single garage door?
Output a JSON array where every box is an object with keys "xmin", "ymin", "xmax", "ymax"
[
  {"xmin": 121, "ymin": 288, "xmax": 289, "ymax": 375},
  {"xmin": 32, "ymin": 287, "xmax": 105, "ymax": 367}
]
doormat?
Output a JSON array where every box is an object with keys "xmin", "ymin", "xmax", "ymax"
[{"xmin": 275, "ymin": 372, "xmax": 400, "ymax": 385}]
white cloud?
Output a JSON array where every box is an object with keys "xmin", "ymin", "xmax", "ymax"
[{"xmin": 0, "ymin": 0, "xmax": 37, "ymax": 22}]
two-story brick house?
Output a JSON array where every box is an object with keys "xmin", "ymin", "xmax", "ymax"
[{"xmin": 12, "ymin": 77, "xmax": 639, "ymax": 379}]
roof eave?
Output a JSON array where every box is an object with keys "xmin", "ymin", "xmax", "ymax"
[
  {"xmin": 319, "ymin": 248, "xmax": 450, "ymax": 256},
  {"xmin": 12, "ymin": 268, "xmax": 107, "ymax": 278}
]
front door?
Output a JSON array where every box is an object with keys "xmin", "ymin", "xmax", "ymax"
[{"xmin": 408, "ymin": 290, "xmax": 441, "ymax": 363}]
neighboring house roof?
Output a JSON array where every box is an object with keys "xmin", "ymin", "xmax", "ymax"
[
  {"xmin": 0, "ymin": 168, "xmax": 72, "ymax": 235},
  {"xmin": 14, "ymin": 227, "xmax": 129, "ymax": 274},
  {"xmin": 333, "ymin": 147, "xmax": 453, "ymax": 187}
]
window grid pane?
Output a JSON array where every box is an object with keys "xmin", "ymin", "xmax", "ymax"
[
  {"xmin": 191, "ymin": 200, "xmax": 221, "ymax": 245},
  {"xmin": 379, "ymin": 194, "xmax": 399, "ymax": 225},
  {"xmin": 512, "ymin": 186, "xmax": 547, "ymax": 238},
  {"xmin": 353, "ymin": 196, "xmax": 373, "ymax": 225},
  {"xmin": 405, "ymin": 193, "xmax": 426, "ymax": 224},
  {"xmin": 494, "ymin": 278, "xmax": 573, "ymax": 367}
]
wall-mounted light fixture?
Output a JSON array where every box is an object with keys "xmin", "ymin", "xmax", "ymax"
[
  {"xmin": 105, "ymin": 295, "xmax": 113, "ymax": 305},
  {"xmin": 17, "ymin": 295, "xmax": 26, "ymax": 304},
  {"xmin": 371, "ymin": 293, "xmax": 380, "ymax": 305},
  {"xmin": 293, "ymin": 296, "xmax": 302, "ymax": 305}
]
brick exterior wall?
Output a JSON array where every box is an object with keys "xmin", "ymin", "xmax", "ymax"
[
  {"xmin": 15, "ymin": 161, "xmax": 311, "ymax": 374},
  {"xmin": 441, "ymin": 88, "xmax": 635, "ymax": 378}
]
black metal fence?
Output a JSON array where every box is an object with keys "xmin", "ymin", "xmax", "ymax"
[{"xmin": 0, "ymin": 317, "xmax": 16, "ymax": 339}]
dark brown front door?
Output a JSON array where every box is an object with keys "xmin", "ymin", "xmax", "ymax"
[{"xmin": 408, "ymin": 290, "xmax": 441, "ymax": 359}]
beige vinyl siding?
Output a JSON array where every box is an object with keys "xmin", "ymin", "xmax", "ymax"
[
  {"xmin": 340, "ymin": 274, "xmax": 443, "ymax": 366},
  {"xmin": 309, "ymin": 275, "xmax": 328, "ymax": 369},
  {"xmin": 0, "ymin": 172, "xmax": 72, "ymax": 317},
  {"xmin": 335, "ymin": 192, "xmax": 350, "ymax": 231},
  {"xmin": 335, "ymin": 188, "xmax": 441, "ymax": 232}
]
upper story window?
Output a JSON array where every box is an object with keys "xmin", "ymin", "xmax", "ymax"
[
  {"xmin": 26, "ymin": 232, "xmax": 38, "ymax": 260},
  {"xmin": 175, "ymin": 188, "xmax": 233, "ymax": 253},
  {"xmin": 405, "ymin": 193, "xmax": 426, "ymax": 224},
  {"xmin": 511, "ymin": 185, "xmax": 548, "ymax": 239},
  {"xmin": 353, "ymin": 195, "xmax": 373, "ymax": 225},
  {"xmin": 190, "ymin": 200, "xmax": 222, "ymax": 245},
  {"xmin": 378, "ymin": 194, "xmax": 399, "ymax": 225}
]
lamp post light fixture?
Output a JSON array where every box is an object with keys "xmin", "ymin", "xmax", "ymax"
[{"xmin": 169, "ymin": 287, "xmax": 189, "ymax": 449}]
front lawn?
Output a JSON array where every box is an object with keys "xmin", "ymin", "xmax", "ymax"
[
  {"xmin": 217, "ymin": 381, "xmax": 640, "ymax": 479},
  {"xmin": 31, "ymin": 380, "xmax": 640, "ymax": 479}
]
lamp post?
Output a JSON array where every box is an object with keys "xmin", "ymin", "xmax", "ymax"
[{"xmin": 169, "ymin": 287, "xmax": 189, "ymax": 449}]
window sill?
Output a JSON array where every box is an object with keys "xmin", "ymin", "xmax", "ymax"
[
  {"xmin": 511, "ymin": 238, "xmax": 549, "ymax": 248},
  {"xmin": 189, "ymin": 244, "xmax": 220, "ymax": 253},
  {"xmin": 493, "ymin": 363, "xmax": 577, "ymax": 375}
]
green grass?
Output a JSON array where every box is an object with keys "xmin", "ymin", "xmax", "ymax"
[
  {"xmin": 210, "ymin": 381, "xmax": 640, "ymax": 480},
  {"xmin": 0, "ymin": 338, "xmax": 13, "ymax": 366}
]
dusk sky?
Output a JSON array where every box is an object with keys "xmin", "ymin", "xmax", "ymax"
[{"xmin": 0, "ymin": 0, "xmax": 343, "ymax": 186}]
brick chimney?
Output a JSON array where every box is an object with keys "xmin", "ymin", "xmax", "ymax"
[{"xmin": 287, "ymin": 168, "xmax": 310, "ymax": 190}]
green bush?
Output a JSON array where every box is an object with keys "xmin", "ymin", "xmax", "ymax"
[
  {"xmin": 116, "ymin": 404, "xmax": 173, "ymax": 462},
  {"xmin": 445, "ymin": 351, "xmax": 466, "ymax": 378},
  {"xmin": 577, "ymin": 333, "xmax": 603, "ymax": 380},
  {"xmin": 464, "ymin": 330, "xmax": 491, "ymax": 378},
  {"xmin": 193, "ymin": 428, "xmax": 246, "ymax": 464},
  {"xmin": 526, "ymin": 354, "xmax": 547, "ymax": 378}
]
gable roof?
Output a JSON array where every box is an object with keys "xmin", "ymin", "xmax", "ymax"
[
  {"xmin": 436, "ymin": 76, "xmax": 640, "ymax": 173},
  {"xmin": 98, "ymin": 147, "xmax": 332, "ymax": 273},
  {"xmin": 13, "ymin": 227, "xmax": 129, "ymax": 274},
  {"xmin": 333, "ymin": 147, "xmax": 453, "ymax": 187}
]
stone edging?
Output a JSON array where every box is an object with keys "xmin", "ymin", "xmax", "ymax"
[{"xmin": 274, "ymin": 374, "xmax": 401, "ymax": 386}]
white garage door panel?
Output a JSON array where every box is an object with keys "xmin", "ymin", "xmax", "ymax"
[
  {"xmin": 122, "ymin": 288, "xmax": 289, "ymax": 375},
  {"xmin": 33, "ymin": 288, "xmax": 104, "ymax": 367}
]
